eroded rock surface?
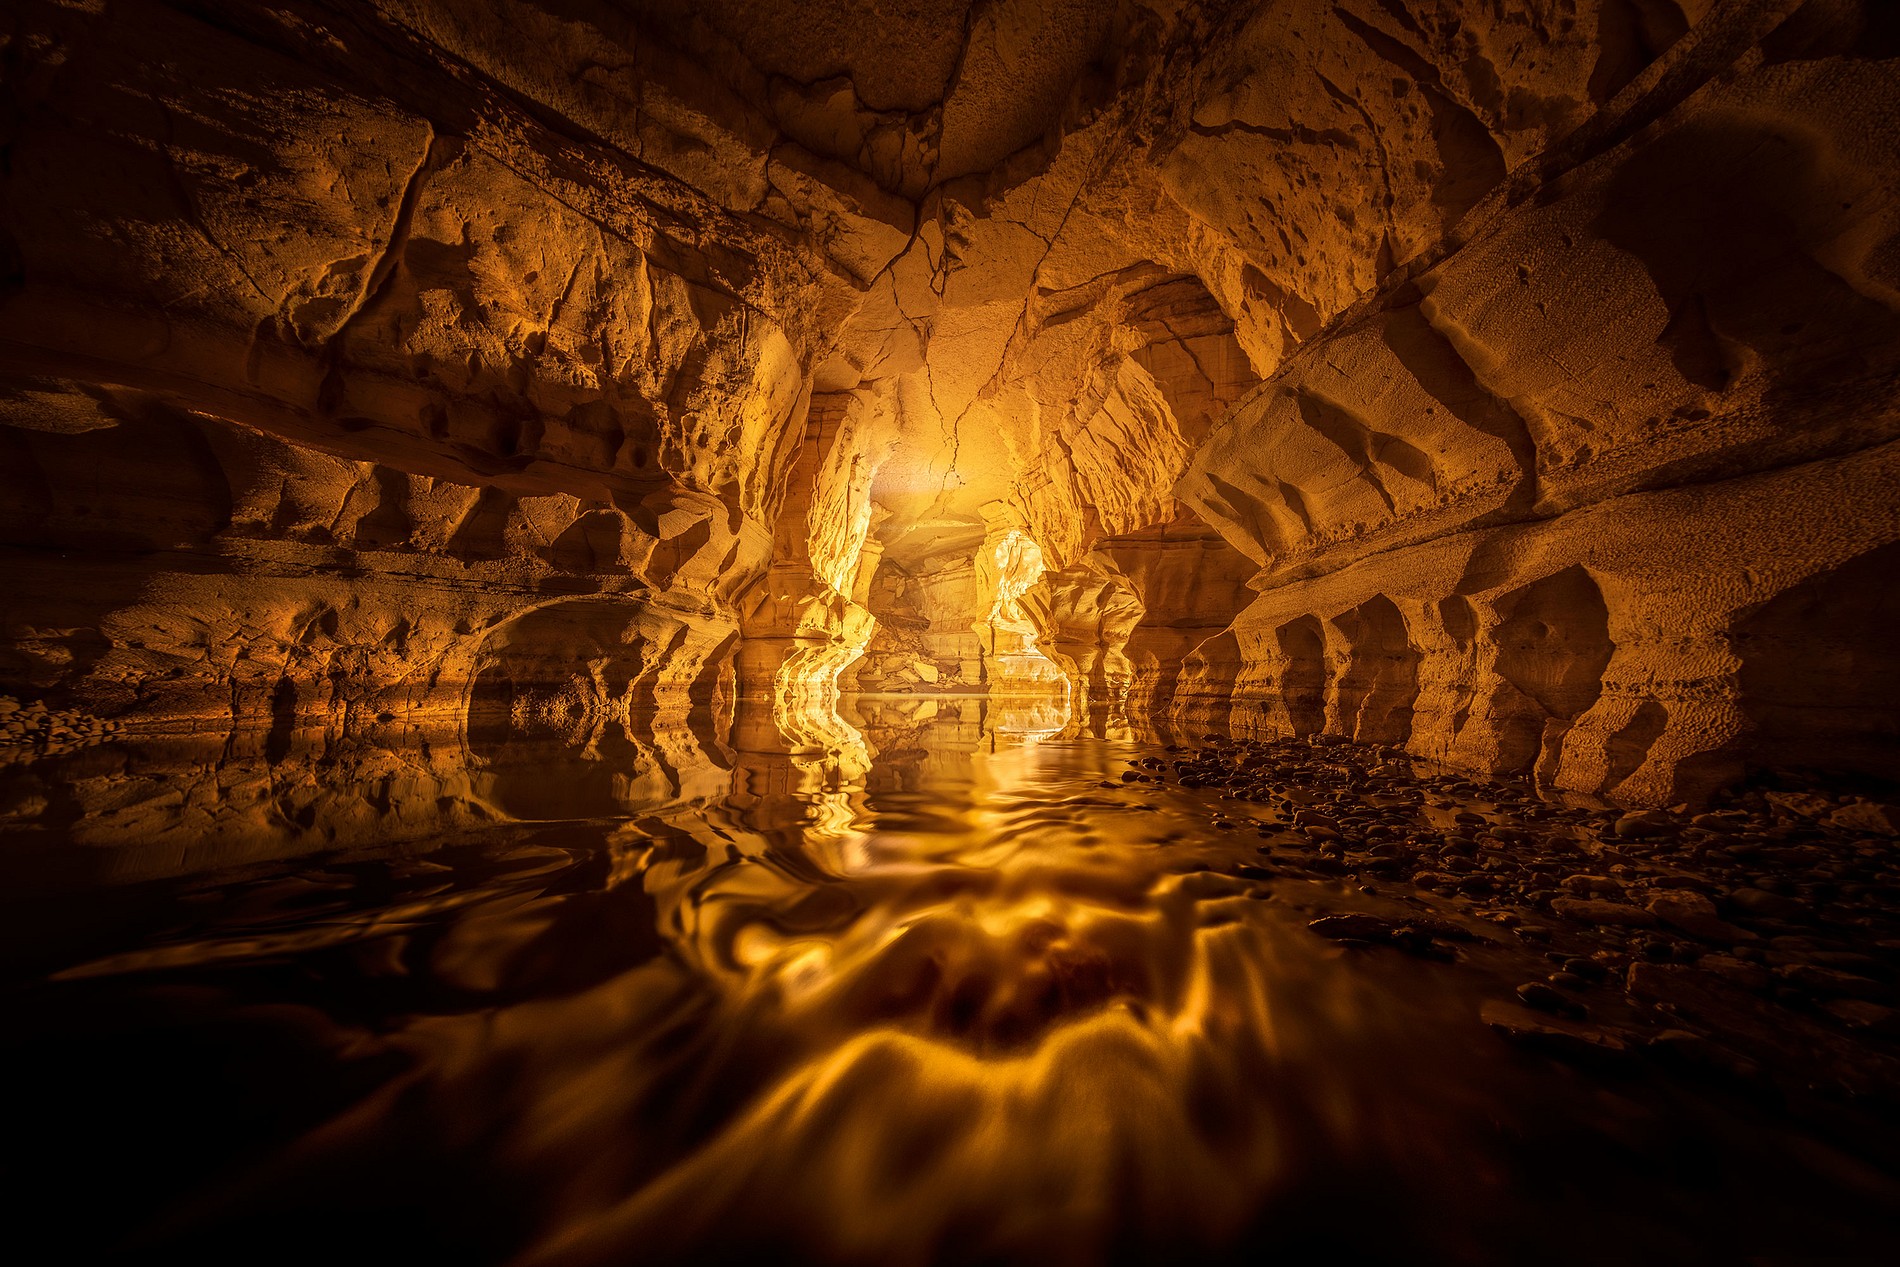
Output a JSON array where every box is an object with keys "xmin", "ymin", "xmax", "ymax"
[{"xmin": 1, "ymin": 0, "xmax": 1896, "ymax": 803}]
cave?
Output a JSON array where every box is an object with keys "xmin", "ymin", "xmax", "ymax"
[{"xmin": 4, "ymin": 2, "xmax": 1900, "ymax": 1263}]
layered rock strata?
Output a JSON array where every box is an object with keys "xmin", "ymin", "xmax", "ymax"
[
  {"xmin": 1043, "ymin": 507, "xmax": 1258, "ymax": 717},
  {"xmin": 1175, "ymin": 2, "xmax": 1900, "ymax": 802},
  {"xmin": 1, "ymin": 0, "xmax": 1896, "ymax": 803}
]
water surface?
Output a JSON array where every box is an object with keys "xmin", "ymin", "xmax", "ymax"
[{"xmin": 4, "ymin": 693, "xmax": 1897, "ymax": 1264}]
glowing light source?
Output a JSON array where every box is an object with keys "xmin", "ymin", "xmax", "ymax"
[{"xmin": 976, "ymin": 527, "xmax": 1073, "ymax": 735}]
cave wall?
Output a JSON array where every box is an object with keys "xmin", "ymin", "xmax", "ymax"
[
  {"xmin": 1176, "ymin": 436, "xmax": 1900, "ymax": 805},
  {"xmin": 0, "ymin": 377, "xmax": 747, "ymax": 733},
  {"xmin": 0, "ymin": 0, "xmax": 859, "ymax": 731},
  {"xmin": 0, "ymin": 0, "xmax": 1689, "ymax": 655},
  {"xmin": 1042, "ymin": 506, "xmax": 1257, "ymax": 718},
  {"xmin": 1173, "ymin": 1, "xmax": 1900, "ymax": 802},
  {"xmin": 847, "ymin": 555, "xmax": 989, "ymax": 692},
  {"xmin": 2, "ymin": 0, "xmax": 1895, "ymax": 805}
]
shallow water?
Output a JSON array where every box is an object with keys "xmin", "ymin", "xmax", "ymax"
[{"xmin": 4, "ymin": 693, "xmax": 1899, "ymax": 1265}]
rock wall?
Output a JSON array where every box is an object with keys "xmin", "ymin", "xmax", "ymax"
[
  {"xmin": 3, "ymin": 0, "xmax": 1896, "ymax": 805},
  {"xmin": 0, "ymin": 378, "xmax": 748, "ymax": 732},
  {"xmin": 1, "ymin": 0, "xmax": 848, "ymax": 729},
  {"xmin": 1180, "ymin": 444, "xmax": 1900, "ymax": 802},
  {"xmin": 848, "ymin": 555, "xmax": 989, "ymax": 692},
  {"xmin": 1174, "ymin": 0, "xmax": 1900, "ymax": 802},
  {"xmin": 1042, "ymin": 506, "xmax": 1257, "ymax": 717}
]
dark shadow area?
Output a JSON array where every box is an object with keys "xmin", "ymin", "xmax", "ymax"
[
  {"xmin": 1275, "ymin": 615, "xmax": 1330, "ymax": 736},
  {"xmin": 1736, "ymin": 543, "xmax": 1900, "ymax": 783},
  {"xmin": 1492, "ymin": 565, "xmax": 1614, "ymax": 775},
  {"xmin": 1330, "ymin": 594, "xmax": 1422, "ymax": 745}
]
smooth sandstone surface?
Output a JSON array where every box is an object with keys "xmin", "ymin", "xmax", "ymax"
[{"xmin": 2, "ymin": 0, "xmax": 1897, "ymax": 811}]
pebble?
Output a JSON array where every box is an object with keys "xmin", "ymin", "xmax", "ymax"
[
  {"xmin": 1516, "ymin": 981, "xmax": 1584, "ymax": 1019},
  {"xmin": 1698, "ymin": 955, "xmax": 1772, "ymax": 991},
  {"xmin": 1826, "ymin": 802, "xmax": 1900, "ymax": 836},
  {"xmin": 1775, "ymin": 964, "xmax": 1888, "ymax": 1001},
  {"xmin": 1615, "ymin": 811, "xmax": 1676, "ymax": 839},
  {"xmin": 1647, "ymin": 892, "xmax": 1752, "ymax": 942},
  {"xmin": 1730, "ymin": 888, "xmax": 1803, "ymax": 919},
  {"xmin": 1550, "ymin": 897, "xmax": 1658, "ymax": 928},
  {"xmin": 1118, "ymin": 733, "xmax": 1900, "ymax": 1097},
  {"xmin": 1821, "ymin": 1000, "xmax": 1899, "ymax": 1033},
  {"xmin": 0, "ymin": 695, "xmax": 116, "ymax": 753}
]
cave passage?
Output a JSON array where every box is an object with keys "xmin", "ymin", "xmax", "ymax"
[{"xmin": 5, "ymin": 0, "xmax": 1900, "ymax": 1263}]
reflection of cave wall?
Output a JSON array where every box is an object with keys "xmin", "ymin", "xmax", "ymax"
[
  {"xmin": 465, "ymin": 599, "xmax": 738, "ymax": 820},
  {"xmin": 469, "ymin": 599, "xmax": 673, "ymax": 737},
  {"xmin": 464, "ymin": 597, "xmax": 734, "ymax": 743}
]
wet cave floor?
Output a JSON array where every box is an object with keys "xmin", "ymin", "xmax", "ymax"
[{"xmin": 4, "ymin": 694, "xmax": 1900, "ymax": 1266}]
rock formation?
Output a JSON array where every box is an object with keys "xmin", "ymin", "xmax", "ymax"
[{"xmin": 3, "ymin": 0, "xmax": 1898, "ymax": 813}]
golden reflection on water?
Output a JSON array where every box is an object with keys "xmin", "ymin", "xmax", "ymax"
[
  {"xmin": 7, "ymin": 680, "xmax": 1889, "ymax": 1266},
  {"xmin": 554, "ymin": 685, "xmax": 1470, "ymax": 1264},
  {"xmin": 771, "ymin": 645, "xmax": 875, "ymax": 850},
  {"xmin": 423, "ymin": 681, "xmax": 1505, "ymax": 1264}
]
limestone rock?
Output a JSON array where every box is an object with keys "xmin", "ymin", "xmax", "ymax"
[
  {"xmin": 1551, "ymin": 898, "xmax": 1659, "ymax": 929},
  {"xmin": 0, "ymin": 0, "xmax": 1894, "ymax": 808},
  {"xmin": 1646, "ymin": 892, "xmax": 1752, "ymax": 943},
  {"xmin": 1826, "ymin": 802, "xmax": 1900, "ymax": 836}
]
